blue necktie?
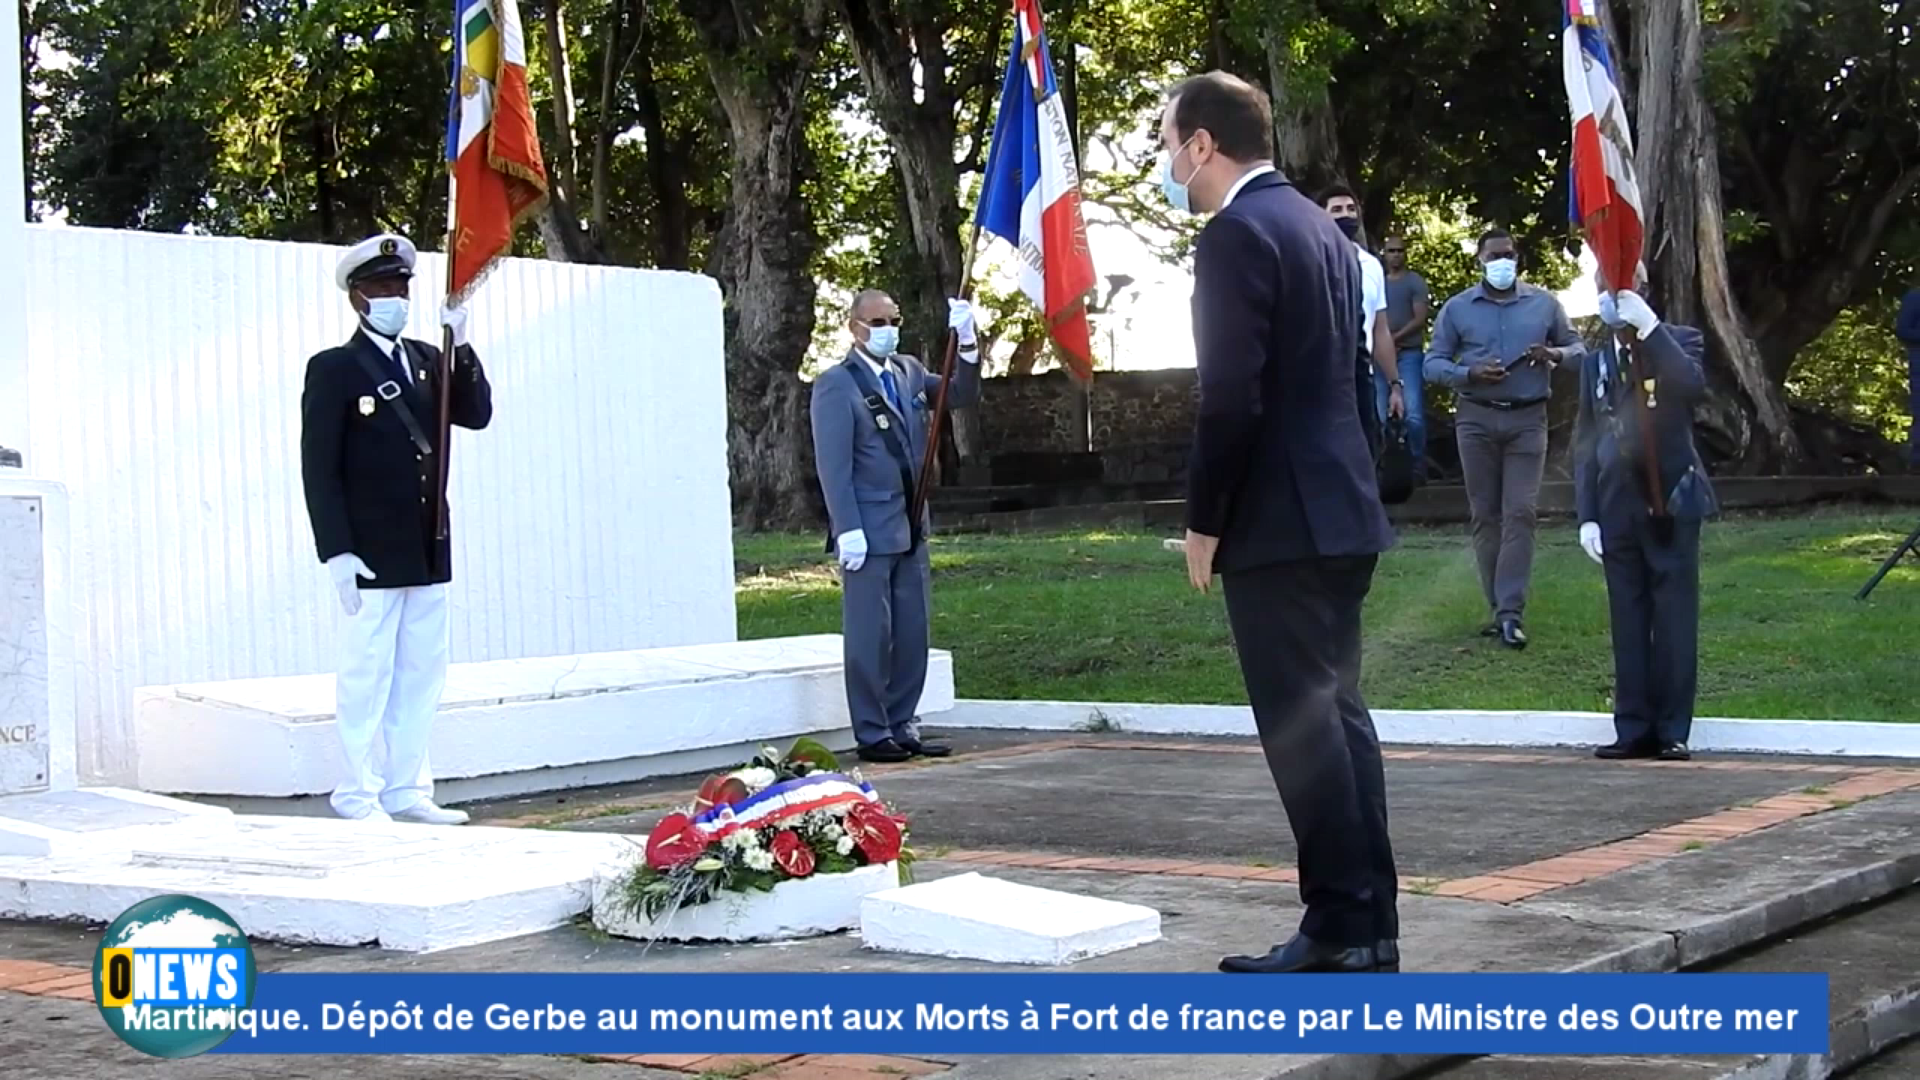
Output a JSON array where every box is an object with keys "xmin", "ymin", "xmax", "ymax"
[{"xmin": 880, "ymin": 368, "xmax": 902, "ymax": 415}]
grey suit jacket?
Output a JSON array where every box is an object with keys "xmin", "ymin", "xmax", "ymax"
[
  {"xmin": 811, "ymin": 347, "xmax": 981, "ymax": 555},
  {"xmin": 1573, "ymin": 322, "xmax": 1719, "ymax": 531}
]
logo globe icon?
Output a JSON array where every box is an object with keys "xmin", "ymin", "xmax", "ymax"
[{"xmin": 93, "ymin": 894, "xmax": 257, "ymax": 1058}]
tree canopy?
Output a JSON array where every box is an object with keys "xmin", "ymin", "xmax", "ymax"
[{"xmin": 21, "ymin": 0, "xmax": 1918, "ymax": 519}]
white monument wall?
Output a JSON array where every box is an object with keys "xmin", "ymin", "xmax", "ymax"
[{"xmin": 20, "ymin": 225, "xmax": 737, "ymax": 786}]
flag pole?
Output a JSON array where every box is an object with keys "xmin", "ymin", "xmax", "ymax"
[
  {"xmin": 910, "ymin": 222, "xmax": 984, "ymax": 528},
  {"xmin": 431, "ymin": 156, "xmax": 458, "ymax": 563}
]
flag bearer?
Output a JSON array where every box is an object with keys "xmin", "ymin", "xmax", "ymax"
[
  {"xmin": 299, "ymin": 233, "xmax": 493, "ymax": 824},
  {"xmin": 810, "ymin": 290, "xmax": 982, "ymax": 763}
]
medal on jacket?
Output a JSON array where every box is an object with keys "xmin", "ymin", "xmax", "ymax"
[
  {"xmin": 358, "ymin": 395, "xmax": 375, "ymax": 416},
  {"xmin": 1642, "ymin": 378, "xmax": 1658, "ymax": 409},
  {"xmin": 877, "ymin": 414, "xmax": 891, "ymax": 430}
]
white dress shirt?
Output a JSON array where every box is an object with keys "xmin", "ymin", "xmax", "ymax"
[
  {"xmin": 358, "ymin": 327, "xmax": 413, "ymax": 385},
  {"xmin": 1220, "ymin": 163, "xmax": 1277, "ymax": 210}
]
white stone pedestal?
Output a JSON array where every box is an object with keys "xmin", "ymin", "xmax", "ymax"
[
  {"xmin": 0, "ymin": 479, "xmax": 74, "ymax": 805},
  {"xmin": 592, "ymin": 861, "xmax": 900, "ymax": 943},
  {"xmin": 860, "ymin": 871, "xmax": 1162, "ymax": 965}
]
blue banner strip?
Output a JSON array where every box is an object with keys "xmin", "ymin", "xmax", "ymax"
[{"xmin": 197, "ymin": 973, "xmax": 1830, "ymax": 1055}]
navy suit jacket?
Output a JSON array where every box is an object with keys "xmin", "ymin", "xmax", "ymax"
[
  {"xmin": 1184, "ymin": 169, "xmax": 1394, "ymax": 573},
  {"xmin": 1573, "ymin": 322, "xmax": 1719, "ymax": 533}
]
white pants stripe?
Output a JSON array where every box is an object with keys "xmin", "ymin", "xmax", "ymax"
[{"xmin": 331, "ymin": 583, "xmax": 450, "ymax": 818}]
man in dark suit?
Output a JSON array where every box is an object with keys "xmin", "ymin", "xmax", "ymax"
[
  {"xmin": 1160, "ymin": 71, "xmax": 1399, "ymax": 974},
  {"xmin": 300, "ymin": 232, "xmax": 493, "ymax": 824},
  {"xmin": 1572, "ymin": 284, "xmax": 1717, "ymax": 762}
]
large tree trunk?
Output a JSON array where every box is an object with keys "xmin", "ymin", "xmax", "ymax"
[
  {"xmin": 677, "ymin": 0, "xmax": 830, "ymax": 531},
  {"xmin": 1265, "ymin": 32, "xmax": 1343, "ymax": 200},
  {"xmin": 1631, "ymin": 0, "xmax": 1803, "ymax": 472},
  {"xmin": 839, "ymin": 0, "xmax": 974, "ymax": 356},
  {"xmin": 633, "ymin": 9, "xmax": 695, "ymax": 269}
]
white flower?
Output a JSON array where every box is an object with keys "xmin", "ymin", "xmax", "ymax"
[
  {"xmin": 722, "ymin": 829, "xmax": 764, "ymax": 851},
  {"xmin": 731, "ymin": 767, "xmax": 778, "ymax": 792},
  {"xmin": 745, "ymin": 849, "xmax": 775, "ymax": 872},
  {"xmin": 835, "ymin": 836, "xmax": 854, "ymax": 856}
]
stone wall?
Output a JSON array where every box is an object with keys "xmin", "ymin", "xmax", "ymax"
[
  {"xmin": 976, "ymin": 365, "xmax": 1604, "ymax": 486},
  {"xmin": 979, "ymin": 368, "xmax": 1199, "ymax": 454}
]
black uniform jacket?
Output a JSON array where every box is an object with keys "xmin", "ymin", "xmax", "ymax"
[{"xmin": 300, "ymin": 328, "xmax": 493, "ymax": 588}]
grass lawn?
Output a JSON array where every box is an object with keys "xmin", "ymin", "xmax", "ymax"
[{"xmin": 732, "ymin": 506, "xmax": 1920, "ymax": 722}]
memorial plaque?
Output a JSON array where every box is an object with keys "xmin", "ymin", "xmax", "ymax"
[{"xmin": 0, "ymin": 497, "xmax": 49, "ymax": 796}]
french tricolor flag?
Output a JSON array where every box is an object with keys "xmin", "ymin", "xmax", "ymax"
[
  {"xmin": 1563, "ymin": 0, "xmax": 1645, "ymax": 292},
  {"xmin": 975, "ymin": 0, "xmax": 1098, "ymax": 381}
]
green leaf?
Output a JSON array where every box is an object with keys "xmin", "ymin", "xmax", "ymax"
[{"xmin": 784, "ymin": 737, "xmax": 841, "ymax": 772}]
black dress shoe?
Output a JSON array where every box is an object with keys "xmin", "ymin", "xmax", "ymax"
[
  {"xmin": 1375, "ymin": 939, "xmax": 1400, "ymax": 972},
  {"xmin": 898, "ymin": 737, "xmax": 951, "ymax": 758},
  {"xmin": 1595, "ymin": 739, "xmax": 1657, "ymax": 760},
  {"xmin": 1656, "ymin": 742, "xmax": 1691, "ymax": 761},
  {"xmin": 1220, "ymin": 934, "xmax": 1375, "ymax": 974},
  {"xmin": 855, "ymin": 739, "xmax": 913, "ymax": 763},
  {"xmin": 1498, "ymin": 618, "xmax": 1527, "ymax": 649}
]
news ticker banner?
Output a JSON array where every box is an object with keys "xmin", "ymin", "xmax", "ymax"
[{"xmin": 91, "ymin": 895, "xmax": 1830, "ymax": 1060}]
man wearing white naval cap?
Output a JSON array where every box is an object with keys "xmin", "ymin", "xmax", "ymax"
[{"xmin": 299, "ymin": 233, "xmax": 493, "ymax": 824}]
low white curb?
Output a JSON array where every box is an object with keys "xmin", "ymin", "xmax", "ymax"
[{"xmin": 940, "ymin": 700, "xmax": 1920, "ymax": 759}]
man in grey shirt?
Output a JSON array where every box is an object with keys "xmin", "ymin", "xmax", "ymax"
[
  {"xmin": 1381, "ymin": 235, "xmax": 1430, "ymax": 473},
  {"xmin": 1424, "ymin": 228, "xmax": 1584, "ymax": 648}
]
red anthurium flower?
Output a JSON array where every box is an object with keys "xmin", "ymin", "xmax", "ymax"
[
  {"xmin": 645, "ymin": 813, "xmax": 710, "ymax": 870},
  {"xmin": 845, "ymin": 802, "xmax": 903, "ymax": 863},
  {"xmin": 770, "ymin": 830, "xmax": 815, "ymax": 877}
]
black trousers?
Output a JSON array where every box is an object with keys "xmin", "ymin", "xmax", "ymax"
[
  {"xmin": 1221, "ymin": 554, "xmax": 1397, "ymax": 948},
  {"xmin": 1602, "ymin": 513, "xmax": 1702, "ymax": 747}
]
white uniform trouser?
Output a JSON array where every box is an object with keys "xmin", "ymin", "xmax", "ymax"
[{"xmin": 331, "ymin": 583, "xmax": 449, "ymax": 817}]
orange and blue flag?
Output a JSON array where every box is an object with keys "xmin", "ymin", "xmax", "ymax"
[{"xmin": 446, "ymin": 0, "xmax": 549, "ymax": 305}]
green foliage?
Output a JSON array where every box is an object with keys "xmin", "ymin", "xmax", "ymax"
[{"xmin": 1785, "ymin": 300, "xmax": 1912, "ymax": 446}]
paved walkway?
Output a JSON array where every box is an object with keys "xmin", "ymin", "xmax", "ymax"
[{"xmin": 4, "ymin": 729, "xmax": 1918, "ymax": 1080}]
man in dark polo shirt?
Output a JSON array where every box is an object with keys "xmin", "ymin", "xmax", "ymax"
[{"xmin": 1424, "ymin": 228, "xmax": 1584, "ymax": 649}]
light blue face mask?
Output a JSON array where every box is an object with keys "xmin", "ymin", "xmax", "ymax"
[
  {"xmin": 865, "ymin": 325, "xmax": 899, "ymax": 357},
  {"xmin": 1596, "ymin": 292, "xmax": 1622, "ymax": 327},
  {"xmin": 1483, "ymin": 257, "xmax": 1518, "ymax": 290},
  {"xmin": 1161, "ymin": 138, "xmax": 1197, "ymax": 214}
]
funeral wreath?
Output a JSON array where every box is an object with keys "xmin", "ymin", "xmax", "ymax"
[{"xmin": 613, "ymin": 738, "xmax": 916, "ymax": 924}]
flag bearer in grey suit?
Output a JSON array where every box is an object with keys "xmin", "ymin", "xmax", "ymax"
[
  {"xmin": 810, "ymin": 289, "xmax": 983, "ymax": 764},
  {"xmin": 1572, "ymin": 284, "xmax": 1718, "ymax": 763}
]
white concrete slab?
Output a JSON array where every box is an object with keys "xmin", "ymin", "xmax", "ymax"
[
  {"xmin": 0, "ymin": 787, "xmax": 232, "ymax": 857},
  {"xmin": 0, "ymin": 815, "xmax": 632, "ymax": 952},
  {"xmin": 0, "ymin": 480, "xmax": 76, "ymax": 796},
  {"xmin": 859, "ymin": 871, "xmax": 1162, "ymax": 965},
  {"xmin": 940, "ymin": 699, "xmax": 1920, "ymax": 759},
  {"xmin": 133, "ymin": 635, "xmax": 956, "ymax": 800},
  {"xmin": 593, "ymin": 860, "xmax": 898, "ymax": 944}
]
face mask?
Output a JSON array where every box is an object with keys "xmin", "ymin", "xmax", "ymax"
[
  {"xmin": 1161, "ymin": 139, "xmax": 1197, "ymax": 214},
  {"xmin": 1483, "ymin": 257, "xmax": 1517, "ymax": 290},
  {"xmin": 1334, "ymin": 216, "xmax": 1362, "ymax": 241},
  {"xmin": 1596, "ymin": 292, "xmax": 1622, "ymax": 327},
  {"xmin": 865, "ymin": 325, "xmax": 899, "ymax": 357},
  {"xmin": 362, "ymin": 296, "xmax": 409, "ymax": 337}
]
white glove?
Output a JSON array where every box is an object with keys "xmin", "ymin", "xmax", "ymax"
[
  {"xmin": 836, "ymin": 529, "xmax": 868, "ymax": 573},
  {"xmin": 1612, "ymin": 290, "xmax": 1659, "ymax": 340},
  {"xmin": 442, "ymin": 305, "xmax": 470, "ymax": 347},
  {"xmin": 327, "ymin": 553, "xmax": 375, "ymax": 615},
  {"xmin": 1579, "ymin": 522, "xmax": 1604, "ymax": 565},
  {"xmin": 947, "ymin": 298, "xmax": 980, "ymax": 363}
]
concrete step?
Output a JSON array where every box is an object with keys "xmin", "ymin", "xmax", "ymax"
[{"xmin": 1432, "ymin": 887, "xmax": 1920, "ymax": 1080}]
